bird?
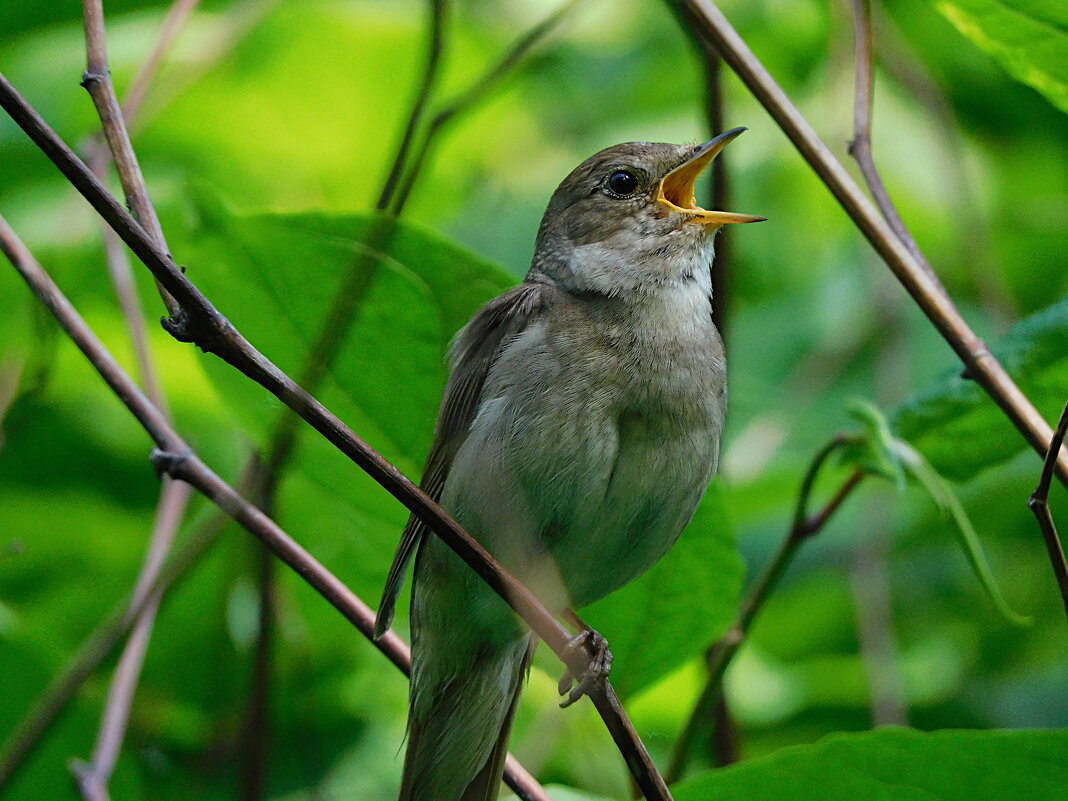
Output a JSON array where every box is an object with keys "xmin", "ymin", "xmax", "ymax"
[{"xmin": 374, "ymin": 128, "xmax": 764, "ymax": 801}]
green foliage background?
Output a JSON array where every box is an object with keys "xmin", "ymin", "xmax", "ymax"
[{"xmin": 0, "ymin": 0, "xmax": 1066, "ymax": 798}]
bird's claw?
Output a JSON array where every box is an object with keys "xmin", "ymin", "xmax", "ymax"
[{"xmin": 557, "ymin": 628, "xmax": 613, "ymax": 708}]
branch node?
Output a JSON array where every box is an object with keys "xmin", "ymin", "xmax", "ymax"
[
  {"xmin": 150, "ymin": 447, "xmax": 189, "ymax": 480},
  {"xmin": 159, "ymin": 308, "xmax": 223, "ymax": 354},
  {"xmin": 79, "ymin": 70, "xmax": 110, "ymax": 91}
]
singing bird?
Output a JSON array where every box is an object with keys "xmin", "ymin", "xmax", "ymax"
[{"xmin": 375, "ymin": 128, "xmax": 764, "ymax": 801}]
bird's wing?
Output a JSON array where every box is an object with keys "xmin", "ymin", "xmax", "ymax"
[{"xmin": 373, "ymin": 281, "xmax": 547, "ymax": 639}]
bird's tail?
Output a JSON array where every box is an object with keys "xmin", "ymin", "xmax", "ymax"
[{"xmin": 399, "ymin": 634, "xmax": 536, "ymax": 801}]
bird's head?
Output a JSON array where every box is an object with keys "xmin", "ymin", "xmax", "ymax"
[{"xmin": 529, "ymin": 128, "xmax": 765, "ymax": 296}]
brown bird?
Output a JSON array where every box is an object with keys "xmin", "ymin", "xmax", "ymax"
[{"xmin": 375, "ymin": 128, "xmax": 764, "ymax": 801}]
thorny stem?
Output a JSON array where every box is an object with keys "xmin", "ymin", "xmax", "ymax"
[
  {"xmin": 388, "ymin": 0, "xmax": 585, "ymax": 214},
  {"xmin": 1027, "ymin": 401, "xmax": 1068, "ymax": 622},
  {"xmin": 665, "ymin": 436, "xmax": 865, "ymax": 783},
  {"xmin": 0, "ymin": 208, "xmax": 657, "ymax": 795},
  {"xmin": 673, "ymin": 0, "xmax": 1068, "ymax": 488}
]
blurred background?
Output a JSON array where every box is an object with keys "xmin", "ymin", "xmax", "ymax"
[{"xmin": 1, "ymin": 0, "xmax": 1066, "ymax": 798}]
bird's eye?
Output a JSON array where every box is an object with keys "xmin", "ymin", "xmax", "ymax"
[{"xmin": 606, "ymin": 170, "xmax": 639, "ymax": 197}]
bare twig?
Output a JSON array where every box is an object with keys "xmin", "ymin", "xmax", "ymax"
[
  {"xmin": 849, "ymin": 529, "xmax": 908, "ymax": 726},
  {"xmin": 672, "ymin": 0, "xmax": 1068, "ymax": 488},
  {"xmin": 1027, "ymin": 401, "xmax": 1068, "ymax": 621},
  {"xmin": 0, "ymin": 493, "xmax": 236, "ymax": 791},
  {"xmin": 666, "ymin": 436, "xmax": 865, "ymax": 783},
  {"xmin": 376, "ymin": 0, "xmax": 448, "ymax": 210},
  {"xmin": 123, "ymin": 0, "xmax": 202, "ymax": 123},
  {"xmin": 71, "ymin": 479, "xmax": 193, "ymax": 801},
  {"xmin": 239, "ymin": 546, "xmax": 275, "ymax": 801},
  {"xmin": 846, "ymin": 0, "xmax": 940, "ymax": 287},
  {"xmin": 844, "ymin": 0, "xmax": 1068, "ymax": 623},
  {"xmin": 389, "ymin": 0, "xmax": 584, "ymax": 214},
  {"xmin": 0, "ymin": 355, "xmax": 26, "ymax": 447},
  {"xmin": 72, "ymin": 3, "xmax": 208, "ymax": 794},
  {"xmin": 0, "ymin": 208, "xmax": 661, "ymax": 796},
  {"xmin": 81, "ymin": 0, "xmax": 179, "ymax": 318}
]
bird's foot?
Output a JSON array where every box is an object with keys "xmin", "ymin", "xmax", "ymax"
[{"xmin": 558, "ymin": 628, "xmax": 613, "ymax": 708}]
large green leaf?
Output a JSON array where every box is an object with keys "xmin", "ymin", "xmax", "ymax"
[
  {"xmin": 583, "ymin": 481, "xmax": 742, "ymax": 700},
  {"xmin": 893, "ymin": 296, "xmax": 1068, "ymax": 480},
  {"xmin": 674, "ymin": 727, "xmax": 1068, "ymax": 800},
  {"xmin": 932, "ymin": 0, "xmax": 1068, "ymax": 114},
  {"xmin": 172, "ymin": 205, "xmax": 516, "ymax": 601}
]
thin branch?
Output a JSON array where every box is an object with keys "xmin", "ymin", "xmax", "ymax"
[
  {"xmin": 846, "ymin": 0, "xmax": 940, "ymax": 287},
  {"xmin": 73, "ymin": 3, "xmax": 206, "ymax": 794},
  {"xmin": 122, "ymin": 0, "xmax": 202, "ymax": 124},
  {"xmin": 0, "ymin": 354, "xmax": 26, "ymax": 447},
  {"xmin": 0, "ymin": 215, "xmax": 658, "ymax": 796},
  {"xmin": 239, "ymin": 545, "xmax": 275, "ymax": 801},
  {"xmin": 849, "ymin": 530, "xmax": 908, "ymax": 726},
  {"xmin": 71, "ymin": 479, "xmax": 192, "ymax": 801},
  {"xmin": 665, "ymin": 436, "xmax": 865, "ymax": 784},
  {"xmin": 81, "ymin": 0, "xmax": 179, "ymax": 318},
  {"xmin": 671, "ymin": 0, "xmax": 1068, "ymax": 488},
  {"xmin": 388, "ymin": 0, "xmax": 584, "ymax": 214},
  {"xmin": 1027, "ymin": 401, "xmax": 1068, "ymax": 621},
  {"xmin": 376, "ymin": 0, "xmax": 448, "ymax": 210},
  {"xmin": 0, "ymin": 493, "xmax": 236, "ymax": 791},
  {"xmin": 844, "ymin": 0, "xmax": 1068, "ymax": 623}
]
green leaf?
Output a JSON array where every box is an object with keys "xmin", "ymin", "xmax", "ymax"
[
  {"xmin": 171, "ymin": 204, "xmax": 516, "ymax": 601},
  {"xmin": 932, "ymin": 0, "xmax": 1068, "ymax": 114},
  {"xmin": 891, "ymin": 438, "xmax": 1030, "ymax": 626},
  {"xmin": 847, "ymin": 399, "xmax": 1027, "ymax": 624},
  {"xmin": 893, "ymin": 297, "xmax": 1068, "ymax": 480},
  {"xmin": 583, "ymin": 481, "xmax": 743, "ymax": 700},
  {"xmin": 673, "ymin": 727, "xmax": 1068, "ymax": 800}
]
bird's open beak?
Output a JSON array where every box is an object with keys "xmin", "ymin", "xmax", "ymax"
[{"xmin": 657, "ymin": 128, "xmax": 767, "ymax": 226}]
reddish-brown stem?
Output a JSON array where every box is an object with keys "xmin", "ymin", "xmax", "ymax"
[{"xmin": 673, "ymin": 0, "xmax": 1068, "ymax": 488}]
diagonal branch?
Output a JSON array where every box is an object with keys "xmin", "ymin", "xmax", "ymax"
[
  {"xmin": 843, "ymin": 0, "xmax": 1068, "ymax": 623},
  {"xmin": 72, "ymin": 3, "xmax": 206, "ymax": 796},
  {"xmin": 82, "ymin": 0, "xmax": 179, "ymax": 318},
  {"xmin": 1027, "ymin": 401, "xmax": 1068, "ymax": 620},
  {"xmin": 0, "ymin": 3, "xmax": 577, "ymax": 787},
  {"xmin": 666, "ymin": 437, "xmax": 865, "ymax": 783},
  {"xmin": 673, "ymin": 0, "xmax": 1068, "ymax": 489},
  {"xmin": 0, "ymin": 215, "xmax": 554, "ymax": 801},
  {"xmin": 376, "ymin": 0, "xmax": 448, "ymax": 211},
  {"xmin": 846, "ymin": 0, "xmax": 941, "ymax": 287}
]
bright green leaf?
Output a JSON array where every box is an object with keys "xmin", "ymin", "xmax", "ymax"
[
  {"xmin": 674, "ymin": 727, "xmax": 1068, "ymax": 800},
  {"xmin": 933, "ymin": 0, "xmax": 1068, "ymax": 114}
]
